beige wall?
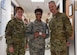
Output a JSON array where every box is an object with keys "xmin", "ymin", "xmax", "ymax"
[
  {"xmin": 75, "ymin": 1, "xmax": 77, "ymax": 10},
  {"xmin": 66, "ymin": 0, "xmax": 74, "ymax": 39}
]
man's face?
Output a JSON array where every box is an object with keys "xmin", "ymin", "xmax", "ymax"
[
  {"xmin": 49, "ymin": 2, "xmax": 57, "ymax": 14},
  {"xmin": 35, "ymin": 12, "xmax": 42, "ymax": 21},
  {"xmin": 16, "ymin": 9, "xmax": 24, "ymax": 19}
]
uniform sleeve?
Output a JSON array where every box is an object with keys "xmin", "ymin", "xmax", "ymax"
[
  {"xmin": 45, "ymin": 24, "xmax": 49, "ymax": 39},
  {"xmin": 25, "ymin": 22, "xmax": 34, "ymax": 40},
  {"xmin": 62, "ymin": 13, "xmax": 73, "ymax": 40},
  {"xmin": 5, "ymin": 20, "xmax": 13, "ymax": 46}
]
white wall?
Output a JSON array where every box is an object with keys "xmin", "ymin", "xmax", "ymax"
[
  {"xmin": 0, "ymin": 0, "xmax": 11, "ymax": 36},
  {"xmin": 0, "ymin": 1, "xmax": 2, "ymax": 35},
  {"xmin": 0, "ymin": 0, "xmax": 2, "ymax": 37},
  {"xmin": 0, "ymin": 0, "xmax": 11, "ymax": 55},
  {"xmin": 56, "ymin": 0, "xmax": 63, "ymax": 13}
]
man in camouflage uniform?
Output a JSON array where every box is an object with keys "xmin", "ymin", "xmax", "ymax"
[
  {"xmin": 48, "ymin": 1, "xmax": 72, "ymax": 55},
  {"xmin": 5, "ymin": 7, "xmax": 27, "ymax": 55},
  {"xmin": 26, "ymin": 8, "xmax": 49, "ymax": 55}
]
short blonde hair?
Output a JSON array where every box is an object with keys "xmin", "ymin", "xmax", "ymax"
[{"xmin": 15, "ymin": 6, "xmax": 24, "ymax": 13}]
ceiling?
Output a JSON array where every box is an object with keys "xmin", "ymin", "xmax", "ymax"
[
  {"xmin": 15, "ymin": 0, "xmax": 58, "ymax": 21},
  {"xmin": 16, "ymin": 0, "xmax": 58, "ymax": 13}
]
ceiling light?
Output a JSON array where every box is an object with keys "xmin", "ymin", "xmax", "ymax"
[{"xmin": 31, "ymin": 0, "xmax": 44, "ymax": 2}]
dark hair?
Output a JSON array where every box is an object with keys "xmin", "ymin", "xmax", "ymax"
[
  {"xmin": 15, "ymin": 6, "xmax": 24, "ymax": 13},
  {"xmin": 48, "ymin": 1, "xmax": 55, "ymax": 4},
  {"xmin": 34, "ymin": 8, "xmax": 43, "ymax": 14}
]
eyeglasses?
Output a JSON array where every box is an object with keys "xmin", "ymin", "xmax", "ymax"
[{"xmin": 36, "ymin": 14, "xmax": 42, "ymax": 15}]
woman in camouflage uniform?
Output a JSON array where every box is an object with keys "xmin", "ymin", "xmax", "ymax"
[
  {"xmin": 5, "ymin": 7, "xmax": 27, "ymax": 55},
  {"xmin": 26, "ymin": 8, "xmax": 49, "ymax": 55}
]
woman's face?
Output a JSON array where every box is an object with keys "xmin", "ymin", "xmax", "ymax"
[
  {"xmin": 16, "ymin": 9, "xmax": 24, "ymax": 19},
  {"xmin": 35, "ymin": 12, "xmax": 42, "ymax": 21}
]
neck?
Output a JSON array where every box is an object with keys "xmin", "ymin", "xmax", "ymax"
[
  {"xmin": 15, "ymin": 16, "xmax": 22, "ymax": 20},
  {"xmin": 36, "ymin": 19, "xmax": 41, "ymax": 22},
  {"xmin": 53, "ymin": 10, "xmax": 58, "ymax": 15}
]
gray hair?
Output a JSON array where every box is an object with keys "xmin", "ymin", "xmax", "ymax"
[{"xmin": 48, "ymin": 1, "xmax": 56, "ymax": 4}]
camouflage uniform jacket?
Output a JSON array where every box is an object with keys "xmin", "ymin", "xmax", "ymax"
[
  {"xmin": 49, "ymin": 12, "xmax": 72, "ymax": 51},
  {"xmin": 26, "ymin": 19, "xmax": 49, "ymax": 49},
  {"xmin": 5, "ymin": 17, "xmax": 27, "ymax": 46}
]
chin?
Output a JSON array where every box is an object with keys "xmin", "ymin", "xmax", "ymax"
[
  {"xmin": 19, "ymin": 16, "xmax": 22, "ymax": 18},
  {"xmin": 51, "ymin": 10, "xmax": 54, "ymax": 13}
]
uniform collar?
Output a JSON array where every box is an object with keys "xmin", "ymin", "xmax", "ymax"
[
  {"xmin": 14, "ymin": 17, "xmax": 23, "ymax": 23},
  {"xmin": 35, "ymin": 19, "xmax": 42, "ymax": 23},
  {"xmin": 52, "ymin": 12, "xmax": 61, "ymax": 18}
]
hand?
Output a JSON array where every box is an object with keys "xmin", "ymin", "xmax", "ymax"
[
  {"xmin": 70, "ymin": 36, "xmax": 74, "ymax": 40},
  {"xmin": 34, "ymin": 32, "xmax": 39, "ymax": 38},
  {"xmin": 67, "ymin": 42, "xmax": 70, "ymax": 47},
  {"xmin": 24, "ymin": 18, "xmax": 28, "ymax": 24},
  {"xmin": 25, "ymin": 44, "xmax": 28, "ymax": 48},
  {"xmin": 9, "ymin": 46, "xmax": 14, "ymax": 53},
  {"xmin": 42, "ymin": 33, "xmax": 46, "ymax": 38}
]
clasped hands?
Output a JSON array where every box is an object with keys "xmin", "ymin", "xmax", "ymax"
[{"xmin": 34, "ymin": 32, "xmax": 46, "ymax": 38}]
